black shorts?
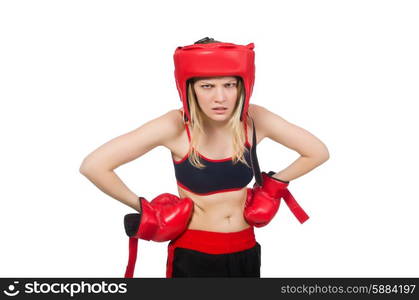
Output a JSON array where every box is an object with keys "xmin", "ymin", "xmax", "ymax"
[{"xmin": 166, "ymin": 226, "xmax": 261, "ymax": 277}]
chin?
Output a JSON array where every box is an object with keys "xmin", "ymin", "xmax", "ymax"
[{"xmin": 209, "ymin": 113, "xmax": 232, "ymax": 122}]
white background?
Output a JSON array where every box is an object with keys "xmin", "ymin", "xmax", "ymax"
[{"xmin": 1, "ymin": 0, "xmax": 418, "ymax": 278}]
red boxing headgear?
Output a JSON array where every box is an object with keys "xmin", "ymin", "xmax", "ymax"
[{"xmin": 173, "ymin": 39, "xmax": 255, "ymax": 122}]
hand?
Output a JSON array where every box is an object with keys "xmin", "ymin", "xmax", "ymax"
[
  {"xmin": 244, "ymin": 172, "xmax": 288, "ymax": 227},
  {"xmin": 124, "ymin": 193, "xmax": 194, "ymax": 242}
]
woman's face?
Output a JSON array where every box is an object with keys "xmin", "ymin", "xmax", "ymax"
[{"xmin": 193, "ymin": 76, "xmax": 238, "ymax": 122}]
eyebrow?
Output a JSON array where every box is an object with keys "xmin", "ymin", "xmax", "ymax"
[{"xmin": 200, "ymin": 80, "xmax": 237, "ymax": 84}]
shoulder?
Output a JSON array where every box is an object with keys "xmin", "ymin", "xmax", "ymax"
[
  {"xmin": 153, "ymin": 108, "xmax": 184, "ymax": 134},
  {"xmin": 248, "ymin": 103, "xmax": 267, "ymax": 120},
  {"xmin": 248, "ymin": 104, "xmax": 329, "ymax": 159},
  {"xmin": 247, "ymin": 104, "xmax": 276, "ymax": 140},
  {"xmin": 133, "ymin": 109, "xmax": 183, "ymax": 146},
  {"xmin": 152, "ymin": 108, "xmax": 184, "ymax": 147},
  {"xmin": 160, "ymin": 108, "xmax": 183, "ymax": 126},
  {"xmin": 80, "ymin": 109, "xmax": 184, "ymax": 172}
]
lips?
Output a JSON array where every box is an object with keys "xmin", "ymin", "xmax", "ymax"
[{"xmin": 212, "ymin": 107, "xmax": 228, "ymax": 115}]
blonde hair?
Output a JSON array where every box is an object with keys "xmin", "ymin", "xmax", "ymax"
[{"xmin": 186, "ymin": 77, "xmax": 251, "ymax": 169}]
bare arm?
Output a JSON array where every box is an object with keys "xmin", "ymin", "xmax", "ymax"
[
  {"xmin": 250, "ymin": 104, "xmax": 329, "ymax": 182},
  {"xmin": 79, "ymin": 110, "xmax": 181, "ymax": 212}
]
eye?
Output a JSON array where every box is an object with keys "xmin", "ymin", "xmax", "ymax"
[
  {"xmin": 225, "ymin": 83, "xmax": 237, "ymax": 88},
  {"xmin": 200, "ymin": 84, "xmax": 213, "ymax": 89}
]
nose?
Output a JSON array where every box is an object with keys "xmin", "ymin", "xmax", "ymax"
[{"xmin": 213, "ymin": 86, "xmax": 227, "ymax": 103}]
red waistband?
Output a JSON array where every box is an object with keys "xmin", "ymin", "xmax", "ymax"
[{"xmin": 169, "ymin": 226, "xmax": 256, "ymax": 254}]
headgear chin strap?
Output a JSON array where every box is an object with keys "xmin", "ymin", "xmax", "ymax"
[{"xmin": 173, "ymin": 39, "xmax": 255, "ymax": 122}]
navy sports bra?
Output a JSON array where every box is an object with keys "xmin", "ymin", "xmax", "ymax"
[{"xmin": 172, "ymin": 112, "xmax": 254, "ymax": 195}]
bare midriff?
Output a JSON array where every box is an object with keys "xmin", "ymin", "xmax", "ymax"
[
  {"xmin": 170, "ymin": 108, "xmax": 256, "ymax": 233},
  {"xmin": 177, "ymin": 185, "xmax": 251, "ymax": 233}
]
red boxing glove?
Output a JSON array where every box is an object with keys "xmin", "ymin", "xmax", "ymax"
[
  {"xmin": 244, "ymin": 172, "xmax": 309, "ymax": 227},
  {"xmin": 124, "ymin": 193, "xmax": 194, "ymax": 277},
  {"xmin": 124, "ymin": 193, "xmax": 193, "ymax": 242}
]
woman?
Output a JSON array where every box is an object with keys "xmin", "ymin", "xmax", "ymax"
[{"xmin": 79, "ymin": 37, "xmax": 329, "ymax": 278}]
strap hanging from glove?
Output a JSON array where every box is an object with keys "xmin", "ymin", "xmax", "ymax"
[{"xmin": 123, "ymin": 194, "xmax": 193, "ymax": 278}]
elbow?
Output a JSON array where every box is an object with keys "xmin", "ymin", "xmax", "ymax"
[
  {"xmin": 305, "ymin": 147, "xmax": 329, "ymax": 164},
  {"xmin": 321, "ymin": 148, "xmax": 330, "ymax": 162},
  {"xmin": 79, "ymin": 158, "xmax": 113, "ymax": 177},
  {"xmin": 316, "ymin": 147, "xmax": 330, "ymax": 164},
  {"xmin": 79, "ymin": 158, "xmax": 96, "ymax": 177},
  {"xmin": 323, "ymin": 145, "xmax": 330, "ymax": 161},
  {"xmin": 79, "ymin": 161, "xmax": 91, "ymax": 177}
]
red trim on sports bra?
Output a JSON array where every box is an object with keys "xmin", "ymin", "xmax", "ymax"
[
  {"xmin": 244, "ymin": 115, "xmax": 250, "ymax": 146},
  {"xmin": 176, "ymin": 181, "xmax": 246, "ymax": 195},
  {"xmin": 196, "ymin": 152, "xmax": 237, "ymax": 162},
  {"xmin": 172, "ymin": 152, "xmax": 189, "ymax": 164},
  {"xmin": 172, "ymin": 143, "xmax": 251, "ymax": 164}
]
